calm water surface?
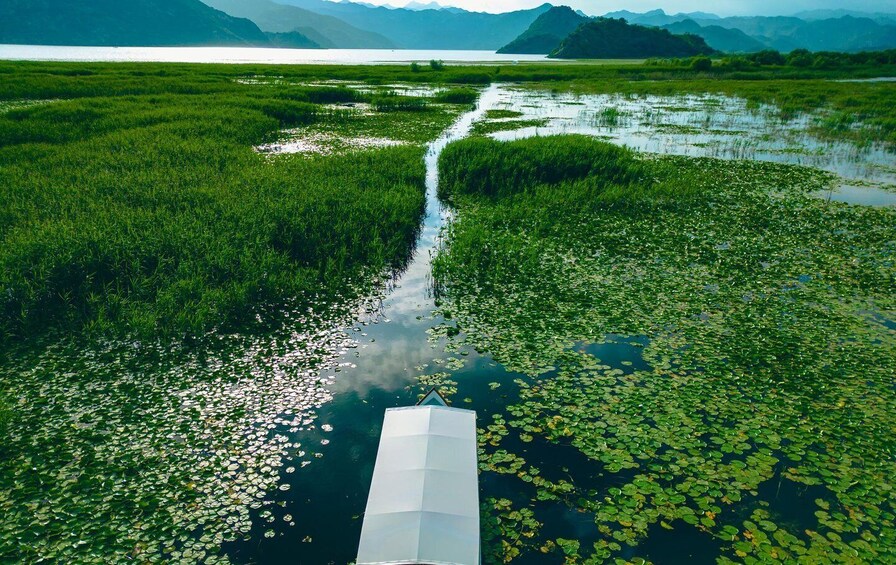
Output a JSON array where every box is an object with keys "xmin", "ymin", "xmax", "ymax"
[
  {"xmin": 482, "ymin": 86, "xmax": 896, "ymax": 190},
  {"xmin": 0, "ymin": 45, "xmax": 547, "ymax": 64}
]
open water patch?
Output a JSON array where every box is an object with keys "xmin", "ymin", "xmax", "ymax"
[
  {"xmin": 255, "ymin": 130, "xmax": 406, "ymax": 155},
  {"xmin": 813, "ymin": 183, "xmax": 896, "ymax": 207},
  {"xmin": 473, "ymin": 86, "xmax": 895, "ymax": 187}
]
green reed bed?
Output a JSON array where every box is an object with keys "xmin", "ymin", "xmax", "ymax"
[
  {"xmin": 0, "ymin": 94, "xmax": 426, "ymax": 338},
  {"xmin": 0, "ymin": 64, "xmax": 477, "ymax": 339},
  {"xmin": 3, "ymin": 59, "xmax": 894, "ymax": 149},
  {"xmin": 434, "ymin": 135, "xmax": 896, "ymax": 563}
]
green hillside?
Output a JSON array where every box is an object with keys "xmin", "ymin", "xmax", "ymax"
[
  {"xmin": 203, "ymin": 0, "xmax": 394, "ymax": 48},
  {"xmin": 551, "ymin": 17, "xmax": 716, "ymax": 59},
  {"xmin": 0, "ymin": 0, "xmax": 270, "ymax": 46},
  {"xmin": 498, "ymin": 5, "xmax": 589, "ymax": 54}
]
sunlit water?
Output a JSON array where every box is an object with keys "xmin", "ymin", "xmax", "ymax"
[
  {"xmin": 0, "ymin": 45, "xmax": 547, "ymax": 64},
  {"xmin": 482, "ymin": 86, "xmax": 896, "ymax": 193},
  {"xmin": 3, "ymin": 83, "xmax": 893, "ymax": 563}
]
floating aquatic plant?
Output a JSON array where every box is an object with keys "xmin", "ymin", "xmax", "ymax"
[{"xmin": 435, "ymin": 136, "xmax": 896, "ymax": 562}]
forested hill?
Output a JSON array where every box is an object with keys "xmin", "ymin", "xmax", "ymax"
[
  {"xmin": 498, "ymin": 5, "xmax": 590, "ymax": 54},
  {"xmin": 550, "ymin": 17, "xmax": 717, "ymax": 59},
  {"xmin": 0, "ymin": 0, "xmax": 271, "ymax": 46}
]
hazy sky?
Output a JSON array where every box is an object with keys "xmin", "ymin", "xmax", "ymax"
[{"xmin": 374, "ymin": 0, "xmax": 895, "ymax": 16}]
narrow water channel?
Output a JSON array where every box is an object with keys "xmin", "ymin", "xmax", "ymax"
[{"xmin": 224, "ymin": 84, "xmax": 534, "ymax": 563}]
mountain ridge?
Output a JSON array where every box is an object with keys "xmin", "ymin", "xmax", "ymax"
[
  {"xmin": 601, "ymin": 9, "xmax": 896, "ymax": 52},
  {"xmin": 274, "ymin": 0, "xmax": 553, "ymax": 49},
  {"xmin": 662, "ymin": 19, "xmax": 765, "ymax": 53},
  {"xmin": 0, "ymin": 0, "xmax": 272, "ymax": 46},
  {"xmin": 202, "ymin": 0, "xmax": 395, "ymax": 48}
]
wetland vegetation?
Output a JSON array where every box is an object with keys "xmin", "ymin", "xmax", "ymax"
[
  {"xmin": 1, "ymin": 58, "xmax": 894, "ymax": 563},
  {"xmin": 0, "ymin": 63, "xmax": 474, "ymax": 338},
  {"xmin": 434, "ymin": 136, "xmax": 895, "ymax": 562}
]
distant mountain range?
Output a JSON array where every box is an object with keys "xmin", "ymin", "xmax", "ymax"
[
  {"xmin": 794, "ymin": 9, "xmax": 896, "ymax": 25},
  {"xmin": 203, "ymin": 0, "xmax": 394, "ymax": 48},
  {"xmin": 702, "ymin": 15, "xmax": 896, "ymax": 52},
  {"xmin": 550, "ymin": 17, "xmax": 715, "ymax": 59},
  {"xmin": 661, "ymin": 19, "xmax": 765, "ymax": 53},
  {"xmin": 272, "ymin": 0, "xmax": 551, "ymax": 49},
  {"xmin": 1, "ymin": 0, "xmax": 894, "ymax": 54},
  {"xmin": 601, "ymin": 9, "xmax": 896, "ymax": 53},
  {"xmin": 0, "ymin": 0, "xmax": 271, "ymax": 46},
  {"xmin": 402, "ymin": 1, "xmax": 464, "ymax": 12}
]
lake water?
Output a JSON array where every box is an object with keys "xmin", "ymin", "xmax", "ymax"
[{"xmin": 0, "ymin": 44, "xmax": 547, "ymax": 64}]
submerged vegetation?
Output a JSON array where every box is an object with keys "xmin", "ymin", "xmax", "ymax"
[
  {"xmin": 434, "ymin": 135, "xmax": 896, "ymax": 562},
  {"xmin": 558, "ymin": 77, "xmax": 896, "ymax": 147}
]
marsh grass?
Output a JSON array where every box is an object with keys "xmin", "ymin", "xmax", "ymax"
[
  {"xmin": 287, "ymin": 104, "xmax": 462, "ymax": 147},
  {"xmin": 484, "ymin": 109, "xmax": 524, "ymax": 119},
  {"xmin": 3, "ymin": 59, "xmax": 893, "ymax": 146},
  {"xmin": 0, "ymin": 64, "xmax": 480, "ymax": 339},
  {"xmin": 434, "ymin": 88, "xmax": 479, "ymax": 105},
  {"xmin": 597, "ymin": 106, "xmax": 625, "ymax": 127},
  {"xmin": 371, "ymin": 93, "xmax": 429, "ymax": 112},
  {"xmin": 438, "ymin": 135, "xmax": 647, "ymax": 202}
]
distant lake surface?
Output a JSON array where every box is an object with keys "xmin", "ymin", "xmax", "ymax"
[{"xmin": 0, "ymin": 45, "xmax": 548, "ymax": 64}]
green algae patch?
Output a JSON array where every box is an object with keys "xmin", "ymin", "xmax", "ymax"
[{"xmin": 434, "ymin": 136, "xmax": 896, "ymax": 562}]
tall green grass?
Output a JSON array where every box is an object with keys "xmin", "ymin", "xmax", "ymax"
[
  {"xmin": 2, "ymin": 60, "xmax": 893, "ymax": 147},
  {"xmin": 0, "ymin": 72, "xmax": 434, "ymax": 339},
  {"xmin": 434, "ymin": 88, "xmax": 478, "ymax": 104},
  {"xmin": 371, "ymin": 94, "xmax": 429, "ymax": 112},
  {"xmin": 438, "ymin": 135, "xmax": 646, "ymax": 202}
]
